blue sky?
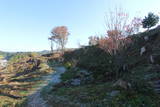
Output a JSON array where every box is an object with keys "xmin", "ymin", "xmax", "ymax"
[{"xmin": 0, "ymin": 0, "xmax": 160, "ymax": 52}]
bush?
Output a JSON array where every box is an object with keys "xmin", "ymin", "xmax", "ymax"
[
  {"xmin": 63, "ymin": 46, "xmax": 123, "ymax": 80},
  {"xmin": 64, "ymin": 62, "xmax": 72, "ymax": 69}
]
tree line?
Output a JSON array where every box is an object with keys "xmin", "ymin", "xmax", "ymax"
[{"xmin": 48, "ymin": 10, "xmax": 159, "ymax": 54}]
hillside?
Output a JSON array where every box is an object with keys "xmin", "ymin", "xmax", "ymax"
[
  {"xmin": 40, "ymin": 26, "xmax": 160, "ymax": 107},
  {"xmin": 1, "ymin": 27, "xmax": 160, "ymax": 107},
  {"xmin": 0, "ymin": 53, "xmax": 54, "ymax": 106}
]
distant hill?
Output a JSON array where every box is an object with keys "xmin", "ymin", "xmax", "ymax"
[
  {"xmin": 0, "ymin": 50, "xmax": 51, "ymax": 60},
  {"xmin": 38, "ymin": 50, "xmax": 51, "ymax": 55},
  {"xmin": 38, "ymin": 49, "xmax": 78, "ymax": 56}
]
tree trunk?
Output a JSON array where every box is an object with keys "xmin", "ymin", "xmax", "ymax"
[{"xmin": 51, "ymin": 40, "xmax": 53, "ymax": 53}]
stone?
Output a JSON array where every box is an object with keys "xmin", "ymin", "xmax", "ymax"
[
  {"xmin": 10, "ymin": 90, "xmax": 15, "ymax": 95},
  {"xmin": 2, "ymin": 78, "xmax": 7, "ymax": 82},
  {"xmin": 113, "ymin": 79, "xmax": 131, "ymax": 89},
  {"xmin": 150, "ymin": 55, "xmax": 154, "ymax": 63},
  {"xmin": 79, "ymin": 70, "xmax": 90, "ymax": 75},
  {"xmin": 110, "ymin": 90, "xmax": 120, "ymax": 97},
  {"xmin": 71, "ymin": 79, "xmax": 81, "ymax": 86},
  {"xmin": 144, "ymin": 36, "xmax": 149, "ymax": 41},
  {"xmin": 0, "ymin": 59, "xmax": 7, "ymax": 67},
  {"xmin": 140, "ymin": 47, "xmax": 146, "ymax": 56},
  {"xmin": 13, "ymin": 85, "xmax": 18, "ymax": 89}
]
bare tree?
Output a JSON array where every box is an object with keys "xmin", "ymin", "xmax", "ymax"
[
  {"xmin": 48, "ymin": 37, "xmax": 54, "ymax": 52},
  {"xmin": 88, "ymin": 36, "xmax": 99, "ymax": 46},
  {"xmin": 102, "ymin": 8, "xmax": 141, "ymax": 55},
  {"xmin": 49, "ymin": 26, "xmax": 70, "ymax": 54},
  {"xmin": 105, "ymin": 8, "xmax": 129, "ymax": 36}
]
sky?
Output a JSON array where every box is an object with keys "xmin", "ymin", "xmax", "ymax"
[{"xmin": 0, "ymin": 0, "xmax": 160, "ymax": 52}]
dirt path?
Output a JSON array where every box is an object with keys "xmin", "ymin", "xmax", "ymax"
[{"xmin": 27, "ymin": 66, "xmax": 66, "ymax": 107}]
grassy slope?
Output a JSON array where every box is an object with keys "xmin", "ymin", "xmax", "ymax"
[
  {"xmin": 0, "ymin": 54, "xmax": 53, "ymax": 107},
  {"xmin": 42, "ymin": 27, "xmax": 160, "ymax": 107}
]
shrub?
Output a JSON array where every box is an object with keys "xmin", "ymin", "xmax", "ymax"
[
  {"xmin": 64, "ymin": 62, "xmax": 72, "ymax": 69},
  {"xmin": 63, "ymin": 46, "xmax": 122, "ymax": 80}
]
